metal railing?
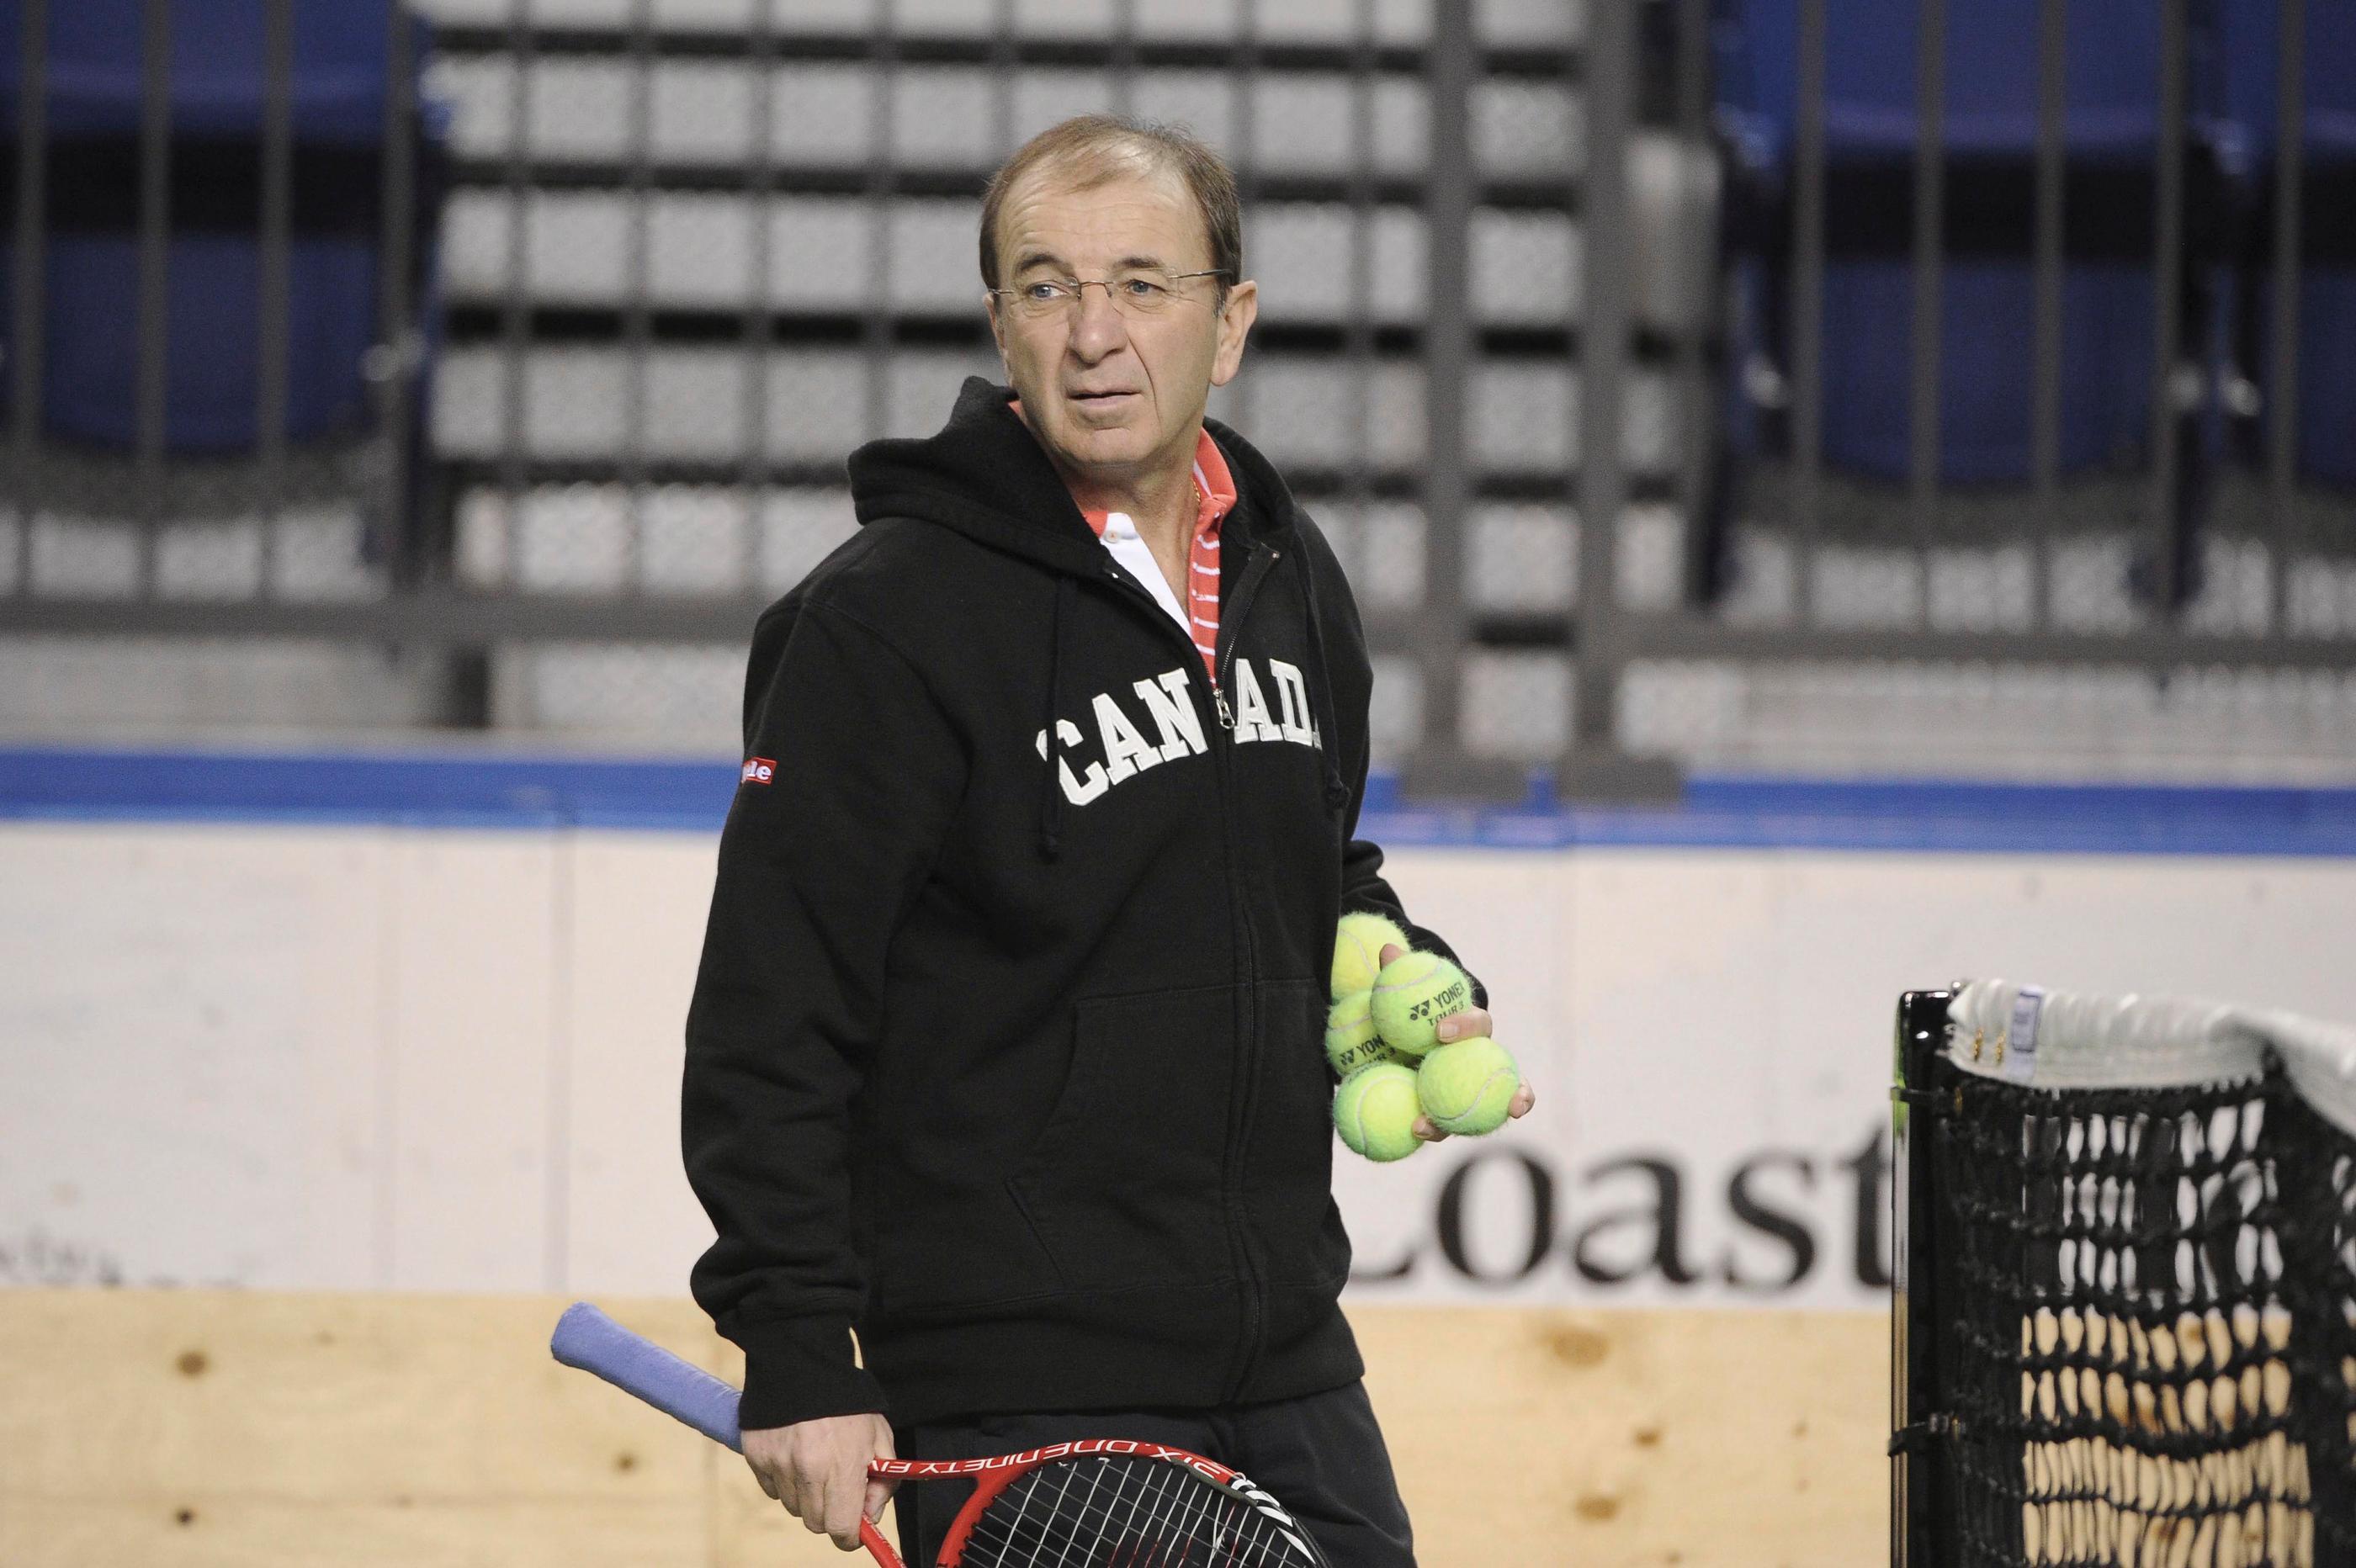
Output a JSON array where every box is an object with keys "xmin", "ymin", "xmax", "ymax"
[
  {"xmin": 5, "ymin": 0, "xmax": 431, "ymax": 609},
  {"xmin": 3, "ymin": 0, "xmax": 2352, "ymax": 790},
  {"xmin": 1563, "ymin": 0, "xmax": 2356, "ymax": 796}
]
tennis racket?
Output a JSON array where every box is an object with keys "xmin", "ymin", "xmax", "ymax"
[{"xmin": 549, "ymin": 1301, "xmax": 1333, "ymax": 1567}]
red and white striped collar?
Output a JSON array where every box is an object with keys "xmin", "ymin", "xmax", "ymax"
[
  {"xmin": 1006, "ymin": 399, "xmax": 1237, "ymax": 543},
  {"xmin": 1077, "ymin": 425, "xmax": 1236, "ymax": 545}
]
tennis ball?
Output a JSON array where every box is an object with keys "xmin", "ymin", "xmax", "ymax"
[
  {"xmin": 1325, "ymin": 992, "xmax": 1412, "ymax": 1077},
  {"xmin": 1368, "ymin": 950, "xmax": 1473, "ymax": 1057},
  {"xmin": 1333, "ymin": 1063, "xmax": 1423, "ymax": 1162},
  {"xmin": 1331, "ymin": 911, "xmax": 1409, "ymax": 1000},
  {"xmin": 1417, "ymin": 1037, "xmax": 1520, "ymax": 1136}
]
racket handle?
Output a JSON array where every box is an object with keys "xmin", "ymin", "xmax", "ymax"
[
  {"xmin": 549, "ymin": 1301, "xmax": 903, "ymax": 1568},
  {"xmin": 550, "ymin": 1300, "xmax": 744, "ymax": 1452}
]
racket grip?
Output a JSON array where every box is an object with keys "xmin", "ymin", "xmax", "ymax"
[
  {"xmin": 550, "ymin": 1302, "xmax": 902, "ymax": 1566},
  {"xmin": 550, "ymin": 1300, "xmax": 745, "ymax": 1453}
]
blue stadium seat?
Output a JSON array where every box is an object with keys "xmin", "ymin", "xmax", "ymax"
[
  {"xmin": 0, "ymin": 1, "xmax": 442, "ymax": 453},
  {"xmin": 1718, "ymin": 0, "xmax": 2202, "ymax": 167},
  {"xmin": 2219, "ymin": 0, "xmax": 2356, "ymax": 486},
  {"xmin": 1713, "ymin": 0, "xmax": 2237, "ymax": 486},
  {"xmin": 0, "ymin": 0, "xmax": 401, "ymax": 141}
]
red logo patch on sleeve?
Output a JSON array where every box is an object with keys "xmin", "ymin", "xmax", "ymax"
[{"xmin": 740, "ymin": 757, "xmax": 776, "ymax": 786}]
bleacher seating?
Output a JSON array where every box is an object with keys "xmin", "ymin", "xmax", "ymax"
[
  {"xmin": 2220, "ymin": 0, "xmax": 2356, "ymax": 487},
  {"xmin": 1711, "ymin": 0, "xmax": 2239, "ymax": 488},
  {"xmin": 0, "ymin": 0, "xmax": 443, "ymax": 453}
]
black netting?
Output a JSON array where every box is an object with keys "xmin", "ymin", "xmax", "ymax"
[{"xmin": 1923, "ymin": 1057, "xmax": 2356, "ymax": 1568}]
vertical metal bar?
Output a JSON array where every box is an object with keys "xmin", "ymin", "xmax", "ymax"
[
  {"xmin": 990, "ymin": 0, "xmax": 1016, "ymax": 162},
  {"xmin": 135, "ymin": 0, "xmax": 173, "ymax": 597},
  {"xmin": 2267, "ymin": 0, "xmax": 2305, "ymax": 641},
  {"xmin": 1347, "ymin": 0, "xmax": 1376, "ymax": 546},
  {"xmin": 1230, "ymin": 0, "xmax": 1258, "ymax": 435},
  {"xmin": 1108, "ymin": 0, "xmax": 1136, "ymax": 119},
  {"xmin": 622, "ymin": 0, "xmax": 652, "ymax": 596},
  {"xmin": 8, "ymin": 0, "xmax": 48, "ymax": 596},
  {"xmin": 2030, "ymin": 0, "xmax": 2067, "ymax": 633},
  {"xmin": 2148, "ymin": 0, "xmax": 2188, "ymax": 611},
  {"xmin": 1788, "ymin": 0, "xmax": 1827, "ymax": 625},
  {"xmin": 256, "ymin": 0, "xmax": 295, "ymax": 597},
  {"xmin": 1908, "ymin": 0, "xmax": 1947, "ymax": 574},
  {"xmin": 1418, "ymin": 0, "xmax": 1476, "ymax": 766},
  {"xmin": 862, "ymin": 0, "xmax": 896, "ymax": 445},
  {"xmin": 1345, "ymin": 0, "xmax": 1376, "ymax": 578},
  {"xmin": 1575, "ymin": 0, "xmax": 1635, "ymax": 760},
  {"xmin": 374, "ymin": 4, "xmax": 432, "ymax": 689},
  {"xmin": 1671, "ymin": 0, "xmax": 1713, "ymax": 601},
  {"xmin": 740, "ymin": 0, "xmax": 776, "ymax": 594},
  {"xmin": 498, "ymin": 2, "xmax": 536, "ymax": 588}
]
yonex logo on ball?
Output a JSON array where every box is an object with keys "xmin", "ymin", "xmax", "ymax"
[
  {"xmin": 1404, "ymin": 979, "xmax": 1468, "ymax": 1023},
  {"xmin": 740, "ymin": 758, "xmax": 776, "ymax": 785}
]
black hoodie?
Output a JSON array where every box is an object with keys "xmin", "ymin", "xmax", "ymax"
[{"xmin": 683, "ymin": 377, "xmax": 1487, "ymax": 1431}]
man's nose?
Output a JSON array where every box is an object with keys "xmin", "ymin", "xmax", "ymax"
[{"xmin": 1067, "ymin": 283, "xmax": 1129, "ymax": 358}]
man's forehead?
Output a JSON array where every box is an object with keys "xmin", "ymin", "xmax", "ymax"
[{"xmin": 996, "ymin": 165, "xmax": 1210, "ymax": 268}]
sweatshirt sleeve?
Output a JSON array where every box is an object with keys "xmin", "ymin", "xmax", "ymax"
[
  {"xmin": 682, "ymin": 595, "xmax": 967, "ymax": 1430},
  {"xmin": 1307, "ymin": 527, "xmax": 1489, "ymax": 1015},
  {"xmin": 1337, "ymin": 737, "xmax": 1490, "ymax": 1014}
]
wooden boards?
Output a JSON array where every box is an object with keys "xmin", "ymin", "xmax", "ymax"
[{"xmin": 0, "ymin": 1290, "xmax": 1884, "ymax": 1566}]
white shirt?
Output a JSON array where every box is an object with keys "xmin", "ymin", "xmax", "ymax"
[{"xmin": 1095, "ymin": 511, "xmax": 1192, "ymax": 637}]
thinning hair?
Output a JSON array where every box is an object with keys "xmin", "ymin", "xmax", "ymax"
[{"xmin": 979, "ymin": 114, "xmax": 1243, "ymax": 302}]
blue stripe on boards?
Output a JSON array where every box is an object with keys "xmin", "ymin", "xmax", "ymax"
[
  {"xmin": 3, "ymin": 745, "xmax": 2355, "ymax": 856},
  {"xmin": 0, "ymin": 745, "xmax": 735, "ymax": 830}
]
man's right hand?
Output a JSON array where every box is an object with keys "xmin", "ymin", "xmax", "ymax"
[{"xmin": 741, "ymin": 1412, "xmax": 898, "ymax": 1551}]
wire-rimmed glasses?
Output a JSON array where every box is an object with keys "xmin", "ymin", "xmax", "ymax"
[{"xmin": 988, "ymin": 268, "xmax": 1231, "ymax": 321}]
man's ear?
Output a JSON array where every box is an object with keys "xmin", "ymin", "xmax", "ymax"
[
  {"xmin": 1210, "ymin": 278, "xmax": 1258, "ymax": 389},
  {"xmin": 985, "ymin": 292, "xmax": 1008, "ymax": 367}
]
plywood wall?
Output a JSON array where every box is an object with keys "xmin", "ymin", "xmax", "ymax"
[{"xmin": 0, "ymin": 1290, "xmax": 1885, "ymax": 1566}]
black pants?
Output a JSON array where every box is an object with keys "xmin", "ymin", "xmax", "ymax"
[{"xmin": 891, "ymin": 1380, "xmax": 1415, "ymax": 1567}]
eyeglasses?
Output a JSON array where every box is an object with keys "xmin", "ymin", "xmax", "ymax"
[{"xmin": 989, "ymin": 268, "xmax": 1231, "ymax": 321}]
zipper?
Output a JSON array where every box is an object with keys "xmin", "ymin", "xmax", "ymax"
[
  {"xmin": 1096, "ymin": 541, "xmax": 1278, "ymax": 734},
  {"xmin": 1213, "ymin": 546, "xmax": 1279, "ymax": 732},
  {"xmin": 1211, "ymin": 544, "xmax": 1279, "ymax": 1400},
  {"xmin": 1095, "ymin": 542, "xmax": 1285, "ymax": 1400}
]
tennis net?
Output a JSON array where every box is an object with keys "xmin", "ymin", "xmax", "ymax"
[{"xmin": 1893, "ymin": 983, "xmax": 2356, "ymax": 1568}]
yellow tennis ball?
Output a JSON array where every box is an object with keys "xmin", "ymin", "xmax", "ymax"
[
  {"xmin": 1369, "ymin": 950, "xmax": 1472, "ymax": 1057},
  {"xmin": 1325, "ymin": 992, "xmax": 1412, "ymax": 1077},
  {"xmin": 1417, "ymin": 1037, "xmax": 1519, "ymax": 1136},
  {"xmin": 1331, "ymin": 911, "xmax": 1409, "ymax": 1000},
  {"xmin": 1333, "ymin": 1062, "xmax": 1422, "ymax": 1162}
]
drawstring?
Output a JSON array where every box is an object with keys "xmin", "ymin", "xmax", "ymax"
[
  {"xmin": 1037, "ymin": 575, "xmax": 1074, "ymax": 861},
  {"xmin": 1295, "ymin": 554, "xmax": 1351, "ymax": 814}
]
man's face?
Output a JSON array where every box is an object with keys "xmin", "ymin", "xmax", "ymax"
[{"xmin": 987, "ymin": 167, "xmax": 1257, "ymax": 487}]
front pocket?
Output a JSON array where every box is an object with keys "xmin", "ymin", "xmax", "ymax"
[
  {"xmin": 1244, "ymin": 976, "xmax": 1353, "ymax": 1287},
  {"xmin": 1008, "ymin": 980, "xmax": 1243, "ymax": 1292},
  {"xmin": 872, "ymin": 1159, "xmax": 1070, "ymax": 1317}
]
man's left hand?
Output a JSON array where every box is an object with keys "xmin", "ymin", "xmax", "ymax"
[{"xmin": 1377, "ymin": 942, "xmax": 1537, "ymax": 1142}]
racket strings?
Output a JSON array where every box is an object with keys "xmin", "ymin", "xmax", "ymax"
[{"xmin": 953, "ymin": 1455, "xmax": 1313, "ymax": 1567}]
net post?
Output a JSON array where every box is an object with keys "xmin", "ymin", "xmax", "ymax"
[{"xmin": 1892, "ymin": 988, "xmax": 1953, "ymax": 1568}]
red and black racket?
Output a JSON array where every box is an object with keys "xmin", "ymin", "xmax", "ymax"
[{"xmin": 549, "ymin": 1301, "xmax": 1333, "ymax": 1567}]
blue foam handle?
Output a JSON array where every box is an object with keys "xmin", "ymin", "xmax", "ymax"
[{"xmin": 549, "ymin": 1300, "xmax": 745, "ymax": 1454}]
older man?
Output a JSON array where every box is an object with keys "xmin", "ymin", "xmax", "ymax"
[{"xmin": 682, "ymin": 114, "xmax": 1531, "ymax": 1564}]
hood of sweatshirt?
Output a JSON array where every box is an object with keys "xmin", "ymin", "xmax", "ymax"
[{"xmin": 846, "ymin": 376, "xmax": 1351, "ymax": 862}]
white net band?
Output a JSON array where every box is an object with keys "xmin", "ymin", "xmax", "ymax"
[{"xmin": 1944, "ymin": 977, "xmax": 2356, "ymax": 1142}]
